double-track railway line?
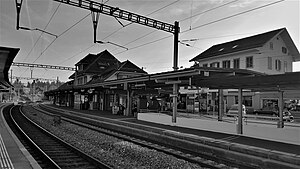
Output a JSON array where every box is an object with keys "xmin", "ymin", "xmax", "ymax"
[{"xmin": 3, "ymin": 105, "xmax": 112, "ymax": 169}]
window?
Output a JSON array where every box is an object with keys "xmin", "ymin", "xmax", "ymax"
[
  {"xmin": 270, "ymin": 42, "xmax": 273, "ymax": 50},
  {"xmin": 234, "ymin": 96, "xmax": 252, "ymax": 107},
  {"xmin": 233, "ymin": 58, "xmax": 240, "ymax": 69},
  {"xmin": 275, "ymin": 59, "xmax": 281, "ymax": 71},
  {"xmin": 284, "ymin": 61, "xmax": 288, "ymax": 72},
  {"xmin": 210, "ymin": 62, "xmax": 220, "ymax": 68},
  {"xmin": 267, "ymin": 57, "xmax": 272, "ymax": 70},
  {"xmin": 282, "ymin": 47, "xmax": 287, "ymax": 54},
  {"xmin": 84, "ymin": 76, "xmax": 87, "ymax": 84},
  {"xmin": 222, "ymin": 60, "xmax": 231, "ymax": 68},
  {"xmin": 246, "ymin": 56, "xmax": 253, "ymax": 68},
  {"xmin": 203, "ymin": 64, "xmax": 208, "ymax": 67},
  {"xmin": 77, "ymin": 77, "xmax": 83, "ymax": 85}
]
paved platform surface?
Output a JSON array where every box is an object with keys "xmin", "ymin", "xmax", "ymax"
[
  {"xmin": 46, "ymin": 104, "xmax": 300, "ymax": 155},
  {"xmin": 0, "ymin": 103, "xmax": 40, "ymax": 169}
]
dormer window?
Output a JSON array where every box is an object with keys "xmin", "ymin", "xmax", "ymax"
[
  {"xmin": 219, "ymin": 48, "xmax": 224, "ymax": 51},
  {"xmin": 232, "ymin": 45, "xmax": 238, "ymax": 49}
]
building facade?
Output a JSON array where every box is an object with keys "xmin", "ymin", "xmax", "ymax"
[
  {"xmin": 189, "ymin": 28, "xmax": 300, "ymax": 111},
  {"xmin": 50, "ymin": 50, "xmax": 148, "ymax": 115}
]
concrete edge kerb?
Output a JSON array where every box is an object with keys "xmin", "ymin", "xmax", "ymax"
[
  {"xmin": 0, "ymin": 104, "xmax": 42, "ymax": 169},
  {"xmin": 92, "ymin": 118, "xmax": 300, "ymax": 169},
  {"xmin": 43, "ymin": 105, "xmax": 300, "ymax": 168}
]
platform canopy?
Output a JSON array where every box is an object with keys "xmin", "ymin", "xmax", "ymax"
[
  {"xmin": 192, "ymin": 71, "xmax": 300, "ymax": 91},
  {"xmin": 0, "ymin": 47, "xmax": 19, "ymax": 90},
  {"xmin": 78, "ymin": 67, "xmax": 265, "ymax": 91},
  {"xmin": 47, "ymin": 65, "xmax": 300, "ymax": 96}
]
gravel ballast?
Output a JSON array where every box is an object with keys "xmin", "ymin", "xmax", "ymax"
[{"xmin": 22, "ymin": 106, "xmax": 206, "ymax": 169}]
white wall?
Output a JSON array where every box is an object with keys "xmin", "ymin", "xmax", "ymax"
[
  {"xmin": 199, "ymin": 51, "xmax": 261, "ymax": 70},
  {"xmin": 198, "ymin": 34, "xmax": 294, "ymax": 75},
  {"xmin": 260, "ymin": 34, "xmax": 294, "ymax": 74}
]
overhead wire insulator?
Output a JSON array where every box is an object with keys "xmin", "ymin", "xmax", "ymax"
[
  {"xmin": 15, "ymin": 0, "xmax": 24, "ymax": 30},
  {"xmin": 91, "ymin": 10, "xmax": 100, "ymax": 43}
]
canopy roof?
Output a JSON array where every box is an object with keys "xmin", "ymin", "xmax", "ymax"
[{"xmin": 0, "ymin": 47, "xmax": 19, "ymax": 90}]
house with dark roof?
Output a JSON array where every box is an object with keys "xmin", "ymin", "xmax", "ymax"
[
  {"xmin": 69, "ymin": 50, "xmax": 121, "ymax": 85},
  {"xmin": 54, "ymin": 50, "xmax": 147, "ymax": 111},
  {"xmin": 189, "ymin": 28, "xmax": 300, "ymax": 112},
  {"xmin": 190, "ymin": 28, "xmax": 300, "ymax": 75}
]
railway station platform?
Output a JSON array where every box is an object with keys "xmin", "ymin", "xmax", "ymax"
[
  {"xmin": 1, "ymin": 103, "xmax": 300, "ymax": 168},
  {"xmin": 43, "ymin": 104, "xmax": 300, "ymax": 154},
  {"xmin": 0, "ymin": 104, "xmax": 41, "ymax": 169}
]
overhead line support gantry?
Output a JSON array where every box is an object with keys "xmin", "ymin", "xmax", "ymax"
[
  {"xmin": 54, "ymin": 0, "xmax": 180, "ymax": 123},
  {"xmin": 53, "ymin": 0, "xmax": 180, "ymax": 70},
  {"xmin": 12, "ymin": 62, "xmax": 76, "ymax": 71}
]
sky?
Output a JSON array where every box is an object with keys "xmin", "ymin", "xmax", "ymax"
[{"xmin": 0, "ymin": 0, "xmax": 299, "ymax": 83}]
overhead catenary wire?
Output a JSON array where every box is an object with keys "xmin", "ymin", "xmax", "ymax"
[
  {"xmin": 33, "ymin": 13, "xmax": 91, "ymax": 64},
  {"xmin": 113, "ymin": 0, "xmax": 240, "ymax": 53},
  {"xmin": 30, "ymin": 0, "xmax": 182, "ymax": 69},
  {"xmin": 102, "ymin": 0, "xmax": 181, "ymax": 40},
  {"xmin": 22, "ymin": 2, "xmax": 61, "ymax": 63},
  {"xmin": 180, "ymin": 0, "xmax": 240, "ymax": 22},
  {"xmin": 59, "ymin": 44, "xmax": 96, "ymax": 64},
  {"xmin": 114, "ymin": 0, "xmax": 285, "ymax": 56},
  {"xmin": 189, "ymin": 0, "xmax": 193, "ymax": 30},
  {"xmin": 20, "ymin": 2, "xmax": 62, "ymax": 77},
  {"xmin": 181, "ymin": 0, "xmax": 285, "ymax": 34}
]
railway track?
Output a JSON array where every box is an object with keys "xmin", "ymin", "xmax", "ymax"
[
  {"xmin": 3, "ymin": 105, "xmax": 112, "ymax": 169},
  {"xmin": 33, "ymin": 104, "xmax": 254, "ymax": 169}
]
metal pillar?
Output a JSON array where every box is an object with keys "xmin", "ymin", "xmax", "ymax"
[
  {"xmin": 218, "ymin": 89, "xmax": 224, "ymax": 121},
  {"xmin": 277, "ymin": 91, "xmax": 284, "ymax": 128},
  {"xmin": 75, "ymin": 66, "xmax": 78, "ymax": 85},
  {"xmin": 237, "ymin": 88, "xmax": 243, "ymax": 134},
  {"xmin": 126, "ymin": 89, "xmax": 132, "ymax": 116},
  {"xmin": 172, "ymin": 84, "xmax": 178, "ymax": 123},
  {"xmin": 172, "ymin": 21, "xmax": 179, "ymax": 123},
  {"xmin": 173, "ymin": 21, "xmax": 179, "ymax": 71},
  {"xmin": 10, "ymin": 69, "xmax": 12, "ymax": 101}
]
